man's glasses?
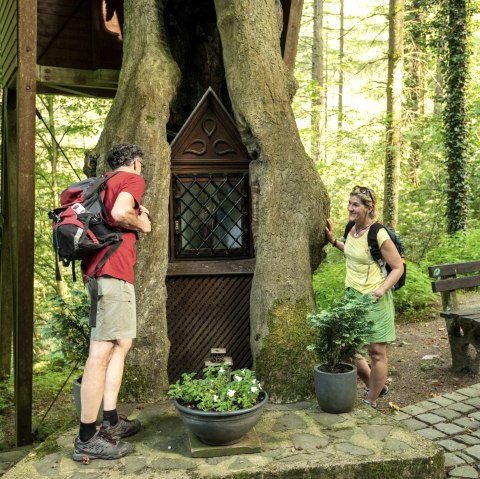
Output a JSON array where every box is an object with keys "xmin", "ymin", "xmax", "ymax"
[{"xmin": 135, "ymin": 158, "xmax": 146, "ymax": 176}]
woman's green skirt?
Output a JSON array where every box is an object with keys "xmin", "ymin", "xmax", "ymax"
[{"xmin": 348, "ymin": 288, "xmax": 396, "ymax": 343}]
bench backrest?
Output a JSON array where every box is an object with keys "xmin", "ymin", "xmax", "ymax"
[{"xmin": 429, "ymin": 261, "xmax": 480, "ymax": 293}]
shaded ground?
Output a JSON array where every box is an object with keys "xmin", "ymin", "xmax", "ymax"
[
  {"xmin": 374, "ymin": 292, "xmax": 480, "ymax": 411},
  {"xmin": 2, "ymin": 294, "xmax": 480, "ymax": 451}
]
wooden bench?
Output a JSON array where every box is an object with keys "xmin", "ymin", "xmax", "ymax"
[{"xmin": 429, "ymin": 261, "xmax": 480, "ymax": 373}]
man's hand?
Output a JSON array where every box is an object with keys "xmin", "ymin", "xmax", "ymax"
[{"xmin": 138, "ymin": 205, "xmax": 151, "ymax": 233}]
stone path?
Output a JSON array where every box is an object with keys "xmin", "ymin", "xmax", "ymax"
[
  {"xmin": 0, "ymin": 401, "xmax": 442, "ymax": 479},
  {"xmin": 4, "ymin": 383, "xmax": 480, "ymax": 478},
  {"xmin": 396, "ymin": 383, "xmax": 480, "ymax": 478}
]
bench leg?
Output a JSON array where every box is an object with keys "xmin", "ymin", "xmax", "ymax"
[{"xmin": 445, "ymin": 318, "xmax": 479, "ymax": 373}]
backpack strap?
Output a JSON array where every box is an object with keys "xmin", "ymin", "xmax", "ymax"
[
  {"xmin": 367, "ymin": 222, "xmax": 389, "ymax": 278},
  {"xmin": 367, "ymin": 222, "xmax": 383, "ymax": 263},
  {"xmin": 82, "ymin": 238, "xmax": 123, "ymax": 282},
  {"xmin": 342, "ymin": 220, "xmax": 355, "ymax": 242},
  {"xmin": 84, "ymin": 171, "xmax": 120, "ymax": 222}
]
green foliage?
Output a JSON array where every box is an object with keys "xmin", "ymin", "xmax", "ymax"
[
  {"xmin": 0, "ymin": 378, "xmax": 13, "ymax": 414},
  {"xmin": 167, "ymin": 365, "xmax": 262, "ymax": 412},
  {"xmin": 312, "ymin": 249, "xmax": 346, "ymax": 311},
  {"xmin": 42, "ymin": 288, "xmax": 90, "ymax": 365},
  {"xmin": 34, "ymin": 94, "xmax": 111, "ymax": 358},
  {"xmin": 307, "ymin": 290, "xmax": 375, "ymax": 372},
  {"xmin": 392, "ymin": 262, "xmax": 437, "ymax": 320},
  {"xmin": 421, "ymin": 227, "xmax": 480, "ymax": 265}
]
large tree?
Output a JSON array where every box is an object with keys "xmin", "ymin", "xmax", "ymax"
[
  {"xmin": 383, "ymin": 0, "xmax": 404, "ymax": 229},
  {"xmin": 442, "ymin": 0, "xmax": 471, "ymax": 234},
  {"xmin": 88, "ymin": 0, "xmax": 330, "ymax": 402}
]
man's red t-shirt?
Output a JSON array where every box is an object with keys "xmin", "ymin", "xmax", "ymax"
[{"xmin": 81, "ymin": 171, "xmax": 146, "ymax": 284}]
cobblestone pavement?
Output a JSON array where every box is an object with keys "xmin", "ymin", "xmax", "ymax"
[
  {"xmin": 5, "ymin": 384, "xmax": 480, "ymax": 478},
  {"xmin": 397, "ymin": 383, "xmax": 480, "ymax": 478},
  {"xmin": 1, "ymin": 401, "xmax": 442, "ymax": 478}
]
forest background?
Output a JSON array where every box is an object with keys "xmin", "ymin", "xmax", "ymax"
[{"xmin": 1, "ymin": 0, "xmax": 480, "ymax": 448}]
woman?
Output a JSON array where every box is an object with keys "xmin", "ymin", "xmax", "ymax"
[{"xmin": 325, "ymin": 185, "xmax": 404, "ymax": 408}]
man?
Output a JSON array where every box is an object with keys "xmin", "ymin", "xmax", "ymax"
[{"xmin": 73, "ymin": 143, "xmax": 152, "ymax": 461}]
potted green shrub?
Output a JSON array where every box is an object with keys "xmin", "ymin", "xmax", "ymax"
[
  {"xmin": 307, "ymin": 290, "xmax": 374, "ymax": 413},
  {"xmin": 168, "ymin": 365, "xmax": 268, "ymax": 446}
]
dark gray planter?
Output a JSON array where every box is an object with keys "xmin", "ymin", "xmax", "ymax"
[
  {"xmin": 173, "ymin": 391, "xmax": 268, "ymax": 446},
  {"xmin": 313, "ymin": 363, "xmax": 357, "ymax": 413},
  {"xmin": 73, "ymin": 376, "xmax": 104, "ymax": 425}
]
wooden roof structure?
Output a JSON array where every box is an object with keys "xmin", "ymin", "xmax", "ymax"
[{"xmin": 0, "ymin": 0, "xmax": 304, "ymax": 445}]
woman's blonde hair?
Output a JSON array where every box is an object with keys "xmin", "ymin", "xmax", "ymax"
[{"xmin": 350, "ymin": 185, "xmax": 376, "ymax": 218}]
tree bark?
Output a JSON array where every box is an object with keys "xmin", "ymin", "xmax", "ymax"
[
  {"xmin": 91, "ymin": 0, "xmax": 180, "ymax": 401},
  {"xmin": 443, "ymin": 0, "xmax": 470, "ymax": 234},
  {"xmin": 215, "ymin": 0, "xmax": 330, "ymax": 400},
  {"xmin": 405, "ymin": 0, "xmax": 426, "ymax": 187},
  {"xmin": 337, "ymin": 0, "xmax": 344, "ymax": 130},
  {"xmin": 44, "ymin": 96, "xmax": 67, "ymax": 297},
  {"xmin": 383, "ymin": 0, "xmax": 404, "ymax": 230}
]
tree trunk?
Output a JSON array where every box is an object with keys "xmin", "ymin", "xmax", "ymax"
[
  {"xmin": 337, "ymin": 0, "xmax": 344, "ymax": 130},
  {"xmin": 311, "ymin": 0, "xmax": 325, "ymax": 163},
  {"xmin": 215, "ymin": 0, "xmax": 330, "ymax": 400},
  {"xmin": 91, "ymin": 0, "xmax": 181, "ymax": 401},
  {"xmin": 45, "ymin": 96, "xmax": 67, "ymax": 297},
  {"xmin": 405, "ymin": 0, "xmax": 426, "ymax": 186},
  {"xmin": 383, "ymin": 0, "xmax": 404, "ymax": 229},
  {"xmin": 443, "ymin": 0, "xmax": 470, "ymax": 234},
  {"xmin": 91, "ymin": 0, "xmax": 329, "ymax": 402}
]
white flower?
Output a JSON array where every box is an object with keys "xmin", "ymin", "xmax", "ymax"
[
  {"xmin": 213, "ymin": 394, "xmax": 219, "ymax": 402},
  {"xmin": 251, "ymin": 386, "xmax": 258, "ymax": 393},
  {"xmin": 252, "ymin": 379, "xmax": 257, "ymax": 384},
  {"xmin": 219, "ymin": 367, "xmax": 226, "ymax": 374},
  {"xmin": 242, "ymin": 369, "xmax": 246, "ymax": 374},
  {"xmin": 234, "ymin": 375, "xmax": 242, "ymax": 382},
  {"xmin": 227, "ymin": 389, "xmax": 236, "ymax": 397}
]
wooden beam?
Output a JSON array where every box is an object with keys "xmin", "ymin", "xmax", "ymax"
[
  {"xmin": 432, "ymin": 275, "xmax": 480, "ymax": 293},
  {"xmin": 0, "ymin": 88, "xmax": 14, "ymax": 381},
  {"xmin": 428, "ymin": 261, "xmax": 480, "ymax": 278},
  {"xmin": 281, "ymin": 0, "xmax": 304, "ymax": 70},
  {"xmin": 15, "ymin": 0, "xmax": 36, "ymax": 446},
  {"xmin": 167, "ymin": 259, "xmax": 256, "ymax": 276},
  {"xmin": 36, "ymin": 65, "xmax": 119, "ymax": 91}
]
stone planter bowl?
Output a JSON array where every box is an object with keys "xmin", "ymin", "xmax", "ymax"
[{"xmin": 173, "ymin": 391, "xmax": 268, "ymax": 446}]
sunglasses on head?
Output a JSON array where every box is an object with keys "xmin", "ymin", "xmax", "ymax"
[{"xmin": 352, "ymin": 185, "xmax": 373, "ymax": 198}]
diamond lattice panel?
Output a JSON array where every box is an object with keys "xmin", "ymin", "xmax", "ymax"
[{"xmin": 167, "ymin": 274, "xmax": 253, "ymax": 381}]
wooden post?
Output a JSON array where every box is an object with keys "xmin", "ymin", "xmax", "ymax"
[
  {"xmin": 14, "ymin": 0, "xmax": 37, "ymax": 446},
  {"xmin": 0, "ymin": 89, "xmax": 15, "ymax": 381},
  {"xmin": 281, "ymin": 0, "xmax": 304, "ymax": 71}
]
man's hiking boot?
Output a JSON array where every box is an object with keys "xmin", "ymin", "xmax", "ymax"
[
  {"xmin": 102, "ymin": 415, "xmax": 141, "ymax": 439},
  {"xmin": 73, "ymin": 429, "xmax": 133, "ymax": 461}
]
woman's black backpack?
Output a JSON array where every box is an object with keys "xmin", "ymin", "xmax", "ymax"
[{"xmin": 342, "ymin": 221, "xmax": 406, "ymax": 291}]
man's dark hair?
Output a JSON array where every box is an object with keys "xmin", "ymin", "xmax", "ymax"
[{"xmin": 107, "ymin": 143, "xmax": 144, "ymax": 170}]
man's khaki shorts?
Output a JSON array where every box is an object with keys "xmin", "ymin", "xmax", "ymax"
[{"xmin": 90, "ymin": 276, "xmax": 136, "ymax": 341}]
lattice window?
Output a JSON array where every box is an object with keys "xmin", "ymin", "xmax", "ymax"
[{"xmin": 172, "ymin": 173, "xmax": 251, "ymax": 258}]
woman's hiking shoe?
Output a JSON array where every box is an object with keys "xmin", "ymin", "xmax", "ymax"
[
  {"xmin": 73, "ymin": 429, "xmax": 134, "ymax": 461},
  {"xmin": 362, "ymin": 399, "xmax": 377, "ymax": 409},
  {"xmin": 102, "ymin": 415, "xmax": 141, "ymax": 439},
  {"xmin": 363, "ymin": 385, "xmax": 388, "ymax": 399}
]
